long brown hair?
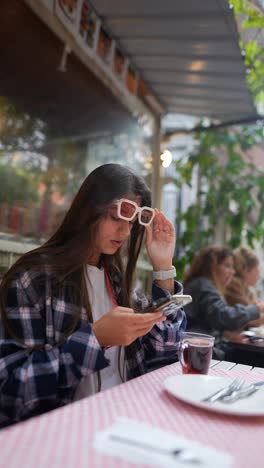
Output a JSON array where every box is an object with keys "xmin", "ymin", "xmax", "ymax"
[
  {"xmin": 183, "ymin": 245, "xmax": 233, "ymax": 293},
  {"xmin": 0, "ymin": 163, "xmax": 151, "ymax": 339},
  {"xmin": 233, "ymin": 247, "xmax": 259, "ymax": 277}
]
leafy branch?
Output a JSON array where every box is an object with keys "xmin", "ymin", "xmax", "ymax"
[
  {"xmin": 231, "ymin": 0, "xmax": 264, "ymax": 103},
  {"xmin": 174, "ymin": 127, "xmax": 264, "ymax": 277}
]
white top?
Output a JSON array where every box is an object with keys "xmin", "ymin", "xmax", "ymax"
[{"xmin": 74, "ymin": 265, "xmax": 124, "ymax": 400}]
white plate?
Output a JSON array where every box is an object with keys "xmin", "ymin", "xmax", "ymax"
[{"xmin": 164, "ymin": 374, "xmax": 264, "ymax": 417}]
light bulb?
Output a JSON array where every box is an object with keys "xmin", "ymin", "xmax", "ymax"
[{"xmin": 160, "ymin": 150, "xmax": 172, "ymax": 168}]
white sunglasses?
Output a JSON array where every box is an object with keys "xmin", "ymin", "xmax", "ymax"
[{"xmin": 116, "ymin": 198, "xmax": 155, "ymax": 226}]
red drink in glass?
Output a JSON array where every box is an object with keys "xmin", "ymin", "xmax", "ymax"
[{"xmin": 179, "ymin": 333, "xmax": 215, "ymax": 375}]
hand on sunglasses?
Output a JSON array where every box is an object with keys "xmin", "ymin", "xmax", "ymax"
[
  {"xmin": 113, "ymin": 200, "xmax": 175, "ymax": 271},
  {"xmin": 145, "ymin": 210, "xmax": 176, "ymax": 271}
]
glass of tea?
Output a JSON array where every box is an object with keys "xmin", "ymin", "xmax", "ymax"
[{"xmin": 178, "ymin": 332, "xmax": 215, "ymax": 375}]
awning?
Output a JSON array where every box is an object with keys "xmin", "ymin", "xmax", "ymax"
[{"xmin": 91, "ymin": 0, "xmax": 257, "ymax": 123}]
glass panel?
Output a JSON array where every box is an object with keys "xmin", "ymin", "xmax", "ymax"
[
  {"xmin": 0, "ymin": 97, "xmax": 151, "ymax": 250},
  {"xmin": 0, "ymin": 2, "xmax": 153, "ymax": 273}
]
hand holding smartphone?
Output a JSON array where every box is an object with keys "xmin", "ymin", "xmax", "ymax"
[{"xmin": 144, "ymin": 294, "xmax": 192, "ymax": 315}]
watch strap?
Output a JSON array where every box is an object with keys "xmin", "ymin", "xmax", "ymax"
[{"xmin": 153, "ymin": 266, "xmax": 176, "ymax": 281}]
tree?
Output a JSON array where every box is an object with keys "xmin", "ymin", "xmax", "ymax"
[
  {"xmin": 0, "ymin": 165, "xmax": 39, "ymax": 205},
  {"xmin": 231, "ymin": 0, "xmax": 264, "ymax": 105},
  {"xmin": 174, "ymin": 126, "xmax": 264, "ymax": 276}
]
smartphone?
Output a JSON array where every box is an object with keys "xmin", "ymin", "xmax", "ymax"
[{"xmin": 144, "ymin": 294, "xmax": 192, "ymax": 314}]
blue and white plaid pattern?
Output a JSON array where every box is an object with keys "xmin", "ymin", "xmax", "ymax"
[{"xmin": 0, "ymin": 270, "xmax": 186, "ymax": 427}]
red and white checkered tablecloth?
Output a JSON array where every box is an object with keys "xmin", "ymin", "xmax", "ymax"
[{"xmin": 0, "ymin": 363, "xmax": 263, "ymax": 468}]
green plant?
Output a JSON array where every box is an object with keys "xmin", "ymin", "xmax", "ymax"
[
  {"xmin": 174, "ymin": 126, "xmax": 264, "ymax": 277},
  {"xmin": 231, "ymin": 0, "xmax": 264, "ymax": 105},
  {"xmin": 0, "ymin": 164, "xmax": 39, "ymax": 205}
]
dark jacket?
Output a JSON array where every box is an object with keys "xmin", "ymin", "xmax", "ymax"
[{"xmin": 184, "ymin": 276, "xmax": 259, "ymax": 345}]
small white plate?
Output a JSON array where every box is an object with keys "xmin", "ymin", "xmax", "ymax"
[{"xmin": 164, "ymin": 374, "xmax": 264, "ymax": 417}]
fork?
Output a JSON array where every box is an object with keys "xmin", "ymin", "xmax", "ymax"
[
  {"xmin": 221, "ymin": 381, "xmax": 264, "ymax": 403},
  {"xmin": 201, "ymin": 377, "xmax": 244, "ymax": 403}
]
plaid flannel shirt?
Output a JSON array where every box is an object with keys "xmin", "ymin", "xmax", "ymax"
[{"xmin": 0, "ymin": 269, "xmax": 186, "ymax": 428}]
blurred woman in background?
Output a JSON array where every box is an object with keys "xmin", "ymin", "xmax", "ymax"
[
  {"xmin": 225, "ymin": 246, "xmax": 263, "ymax": 329},
  {"xmin": 183, "ymin": 245, "xmax": 264, "ymax": 358}
]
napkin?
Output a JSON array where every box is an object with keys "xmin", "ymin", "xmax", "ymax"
[
  {"xmin": 94, "ymin": 417, "xmax": 233, "ymax": 468},
  {"xmin": 253, "ymin": 326, "xmax": 264, "ymax": 338}
]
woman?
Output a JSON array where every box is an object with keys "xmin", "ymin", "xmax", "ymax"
[
  {"xmin": 225, "ymin": 247, "xmax": 259, "ymax": 305},
  {"xmin": 0, "ymin": 163, "xmax": 186, "ymax": 428},
  {"xmin": 183, "ymin": 245, "xmax": 264, "ymax": 357},
  {"xmin": 225, "ymin": 247, "xmax": 263, "ymax": 329}
]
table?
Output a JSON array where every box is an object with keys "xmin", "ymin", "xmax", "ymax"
[
  {"xmin": 226, "ymin": 332, "xmax": 264, "ymax": 368},
  {"xmin": 0, "ymin": 360, "xmax": 263, "ymax": 468}
]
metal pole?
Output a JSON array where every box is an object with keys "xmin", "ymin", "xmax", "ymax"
[{"xmin": 151, "ymin": 117, "xmax": 161, "ymax": 209}]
